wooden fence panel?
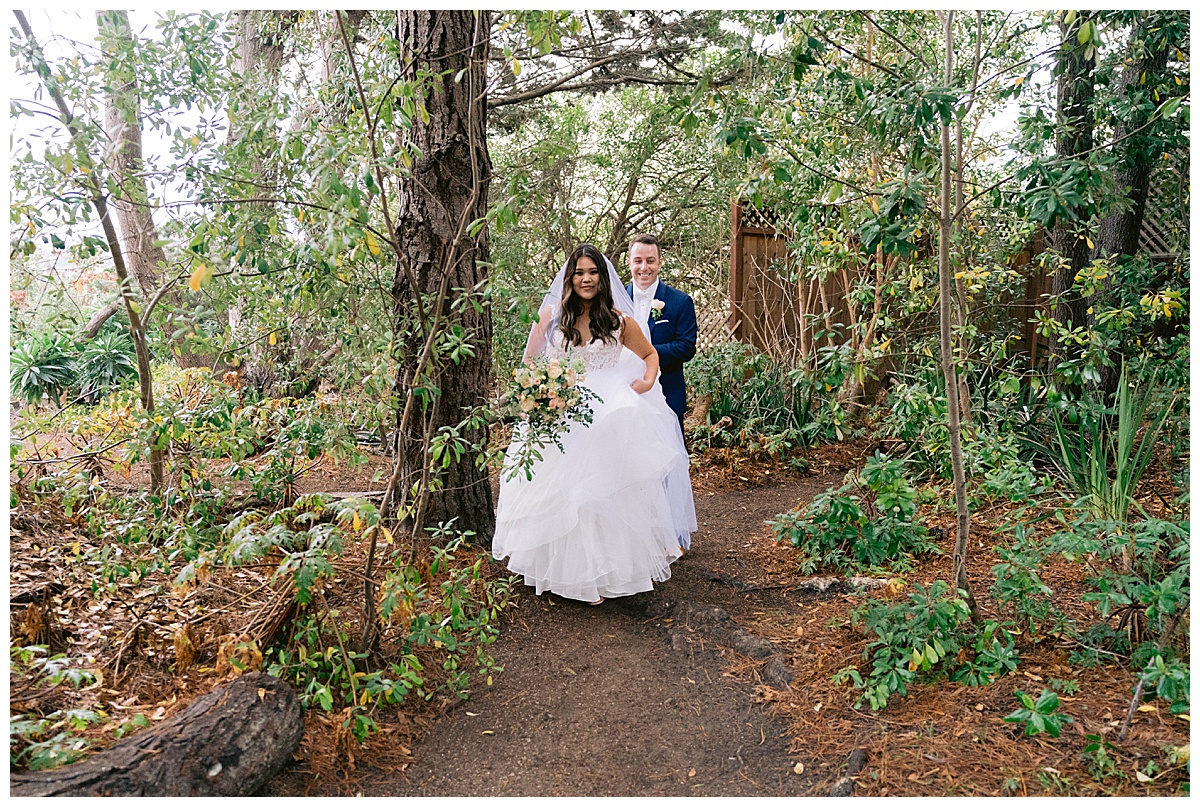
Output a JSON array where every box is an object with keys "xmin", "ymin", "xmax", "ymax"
[
  {"xmin": 731, "ymin": 172, "xmax": 1186, "ymax": 369},
  {"xmin": 729, "ymin": 200, "xmax": 861, "ymax": 364}
]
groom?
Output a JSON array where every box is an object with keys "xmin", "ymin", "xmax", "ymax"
[{"xmin": 625, "ymin": 233, "xmax": 697, "ymax": 435}]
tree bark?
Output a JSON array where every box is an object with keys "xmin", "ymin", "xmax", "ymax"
[
  {"xmin": 953, "ymin": 117, "xmax": 972, "ymax": 425},
  {"xmin": 80, "ymin": 300, "xmax": 121, "ymax": 339},
  {"xmin": 17, "ymin": 10, "xmax": 164, "ymax": 492},
  {"xmin": 390, "ymin": 11, "xmax": 496, "ymax": 545},
  {"xmin": 1048, "ymin": 11, "xmax": 1095, "ymax": 374},
  {"xmin": 96, "ymin": 10, "xmax": 208, "ymax": 369},
  {"xmin": 938, "ymin": 11, "xmax": 977, "ymax": 619},
  {"xmin": 225, "ymin": 10, "xmax": 299, "ymax": 375},
  {"xmin": 1093, "ymin": 13, "xmax": 1171, "ymax": 398},
  {"xmin": 1095, "ymin": 18, "xmax": 1169, "ymax": 260},
  {"xmin": 10, "ymin": 672, "xmax": 302, "ymax": 796}
]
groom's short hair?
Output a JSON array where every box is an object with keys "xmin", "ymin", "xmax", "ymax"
[{"xmin": 629, "ymin": 233, "xmax": 660, "ymax": 257}]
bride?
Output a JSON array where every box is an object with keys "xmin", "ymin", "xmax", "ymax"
[{"xmin": 492, "ymin": 243, "xmax": 697, "ymax": 604}]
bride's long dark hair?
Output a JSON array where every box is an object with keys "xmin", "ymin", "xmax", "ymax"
[{"xmin": 560, "ymin": 243, "xmax": 621, "ymax": 347}]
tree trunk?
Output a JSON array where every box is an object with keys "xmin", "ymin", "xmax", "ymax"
[
  {"xmin": 1093, "ymin": 13, "xmax": 1171, "ymax": 398},
  {"xmin": 953, "ymin": 118, "xmax": 972, "ymax": 425},
  {"xmin": 1095, "ymin": 18, "xmax": 1168, "ymax": 260},
  {"xmin": 390, "ymin": 11, "xmax": 495, "ymax": 545},
  {"xmin": 225, "ymin": 10, "xmax": 299, "ymax": 375},
  {"xmin": 80, "ymin": 300, "xmax": 121, "ymax": 339},
  {"xmin": 96, "ymin": 10, "xmax": 208, "ymax": 369},
  {"xmin": 17, "ymin": 10, "xmax": 164, "ymax": 492},
  {"xmin": 10, "ymin": 672, "xmax": 302, "ymax": 796},
  {"xmin": 1048, "ymin": 11, "xmax": 1095, "ymax": 374},
  {"xmin": 939, "ymin": 12, "xmax": 977, "ymax": 619}
]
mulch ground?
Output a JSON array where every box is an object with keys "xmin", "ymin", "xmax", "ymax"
[{"xmin": 10, "ymin": 437, "xmax": 1189, "ymax": 796}]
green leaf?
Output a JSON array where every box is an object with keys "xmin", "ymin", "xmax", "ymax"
[
  {"xmin": 1034, "ymin": 689, "xmax": 1060, "ymax": 713},
  {"xmin": 1159, "ymin": 97, "xmax": 1183, "ymax": 119}
]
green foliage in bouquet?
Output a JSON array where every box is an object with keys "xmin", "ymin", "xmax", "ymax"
[{"xmin": 501, "ymin": 356, "xmax": 600, "ymax": 481}]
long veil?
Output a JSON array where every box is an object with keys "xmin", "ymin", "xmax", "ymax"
[{"xmin": 522, "ymin": 249, "xmax": 635, "ymax": 362}]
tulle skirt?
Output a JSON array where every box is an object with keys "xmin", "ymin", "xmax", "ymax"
[{"xmin": 492, "ymin": 349, "xmax": 697, "ymax": 602}]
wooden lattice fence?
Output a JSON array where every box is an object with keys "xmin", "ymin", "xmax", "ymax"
[
  {"xmin": 728, "ymin": 201, "xmax": 862, "ymax": 364},
  {"xmin": 729, "ymin": 167, "xmax": 1187, "ymax": 367},
  {"xmin": 695, "ymin": 293, "xmax": 733, "ymax": 351}
]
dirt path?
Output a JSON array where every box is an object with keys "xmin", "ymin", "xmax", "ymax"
[{"xmin": 276, "ymin": 472, "xmax": 836, "ymax": 796}]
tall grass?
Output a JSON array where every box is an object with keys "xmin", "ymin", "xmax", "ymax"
[{"xmin": 1045, "ymin": 369, "xmax": 1177, "ymax": 523}]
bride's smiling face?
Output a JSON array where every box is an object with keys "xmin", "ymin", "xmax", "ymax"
[{"xmin": 570, "ymin": 256, "xmax": 601, "ymax": 301}]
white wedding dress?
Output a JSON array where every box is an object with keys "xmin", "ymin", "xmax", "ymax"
[{"xmin": 492, "ymin": 330, "xmax": 697, "ymax": 603}]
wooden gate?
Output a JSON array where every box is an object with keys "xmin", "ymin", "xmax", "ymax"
[{"xmin": 728, "ymin": 201, "xmax": 858, "ymax": 364}]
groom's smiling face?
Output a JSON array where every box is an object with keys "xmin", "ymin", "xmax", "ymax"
[{"xmin": 629, "ymin": 242, "xmax": 661, "ymax": 291}]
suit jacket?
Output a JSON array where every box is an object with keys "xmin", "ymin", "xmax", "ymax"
[{"xmin": 626, "ymin": 281, "xmax": 697, "ymax": 422}]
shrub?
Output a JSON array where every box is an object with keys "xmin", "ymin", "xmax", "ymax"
[
  {"xmin": 1037, "ymin": 369, "xmax": 1178, "ymax": 522},
  {"xmin": 771, "ymin": 451, "xmax": 939, "ymax": 574},
  {"xmin": 833, "ymin": 582, "xmax": 1022, "ymax": 710},
  {"xmin": 9, "ymin": 646, "xmax": 102, "ymax": 771},
  {"xmin": 76, "ymin": 329, "xmax": 138, "ymax": 403},
  {"xmin": 953, "ymin": 621, "xmax": 1021, "ymax": 686},
  {"xmin": 1137, "ymin": 652, "xmax": 1190, "ymax": 715},
  {"xmin": 181, "ymin": 497, "xmax": 514, "ymax": 740},
  {"xmin": 833, "ymin": 581, "xmax": 972, "ymax": 710},
  {"xmin": 687, "ymin": 342, "xmax": 806, "ymax": 438},
  {"xmin": 1004, "ymin": 688, "xmax": 1074, "ymax": 737},
  {"xmin": 10, "ymin": 333, "xmax": 77, "ymax": 407},
  {"xmin": 991, "ymin": 520, "xmax": 1074, "ymax": 637},
  {"xmin": 1051, "ymin": 511, "xmax": 1188, "ymax": 649},
  {"xmin": 685, "ymin": 341, "xmax": 862, "ymax": 450}
]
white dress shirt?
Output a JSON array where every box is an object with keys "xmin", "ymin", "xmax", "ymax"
[{"xmin": 631, "ymin": 279, "xmax": 659, "ymax": 338}]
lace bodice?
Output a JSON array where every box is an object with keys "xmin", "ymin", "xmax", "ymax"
[{"xmin": 546, "ymin": 334, "xmax": 624, "ymax": 372}]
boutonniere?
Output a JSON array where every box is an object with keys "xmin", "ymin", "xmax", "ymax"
[{"xmin": 650, "ymin": 300, "xmax": 665, "ymax": 320}]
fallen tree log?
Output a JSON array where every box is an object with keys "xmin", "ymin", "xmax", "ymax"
[{"xmin": 11, "ymin": 672, "xmax": 302, "ymax": 796}]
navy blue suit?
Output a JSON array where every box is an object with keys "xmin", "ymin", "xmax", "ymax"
[{"xmin": 627, "ymin": 281, "xmax": 697, "ymax": 432}]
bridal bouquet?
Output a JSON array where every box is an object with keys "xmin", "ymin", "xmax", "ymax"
[{"xmin": 502, "ymin": 357, "xmax": 600, "ymax": 480}]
